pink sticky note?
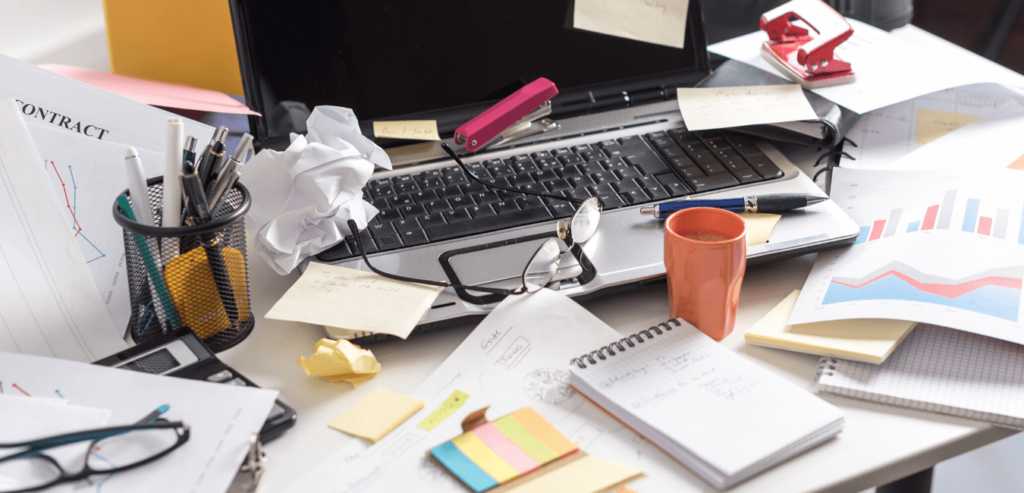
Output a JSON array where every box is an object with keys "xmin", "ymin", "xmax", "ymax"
[
  {"xmin": 40, "ymin": 64, "xmax": 260, "ymax": 116},
  {"xmin": 472, "ymin": 422, "xmax": 540, "ymax": 475}
]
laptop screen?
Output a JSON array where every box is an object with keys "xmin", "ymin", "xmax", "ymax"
[{"xmin": 230, "ymin": 0, "xmax": 709, "ymax": 144}]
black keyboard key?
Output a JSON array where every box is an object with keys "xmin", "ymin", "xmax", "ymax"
[
  {"xmin": 424, "ymin": 199, "xmax": 451, "ymax": 214},
  {"xmin": 597, "ymin": 139, "xmax": 619, "ymax": 149},
  {"xmin": 494, "ymin": 200, "xmax": 520, "ymax": 214},
  {"xmin": 686, "ymin": 173, "xmax": 740, "ymax": 193},
  {"xmin": 734, "ymin": 169, "xmax": 762, "ymax": 184},
  {"xmin": 723, "ymin": 135, "xmax": 761, "ymax": 155},
  {"xmin": 616, "ymin": 166, "xmax": 643, "ymax": 181},
  {"xmin": 571, "ymin": 144, "xmax": 593, "ymax": 153},
  {"xmin": 512, "ymin": 174, "xmax": 535, "ymax": 186},
  {"xmin": 420, "ymin": 176, "xmax": 444, "ymax": 190},
  {"xmin": 641, "ymin": 180, "xmax": 671, "ymax": 200},
  {"xmin": 484, "ymin": 176, "xmax": 513, "ymax": 188},
  {"xmin": 419, "ymin": 213, "xmax": 446, "ymax": 228},
  {"xmin": 448, "ymin": 195, "xmax": 473, "ymax": 209},
  {"xmin": 499, "ymin": 190, "xmax": 525, "ymax": 201},
  {"xmin": 613, "ymin": 179, "xmax": 641, "ymax": 193},
  {"xmin": 623, "ymin": 189, "xmax": 651, "ymax": 204},
  {"xmin": 552, "ymin": 148, "xmax": 572, "ymax": 157},
  {"xmin": 530, "ymin": 150, "xmax": 552, "ymax": 160},
  {"xmin": 578, "ymin": 149, "xmax": 602, "ymax": 161},
  {"xmin": 461, "ymin": 182, "xmax": 487, "ymax": 194},
  {"xmin": 517, "ymin": 196, "xmax": 546, "ymax": 210},
  {"xmin": 443, "ymin": 208, "xmax": 472, "ymax": 224},
  {"xmin": 472, "ymin": 191, "xmax": 501, "ymax": 204},
  {"xmin": 571, "ymin": 187, "xmax": 593, "ymax": 200},
  {"xmin": 409, "ymin": 190, "xmax": 439, "ymax": 203},
  {"xmin": 548, "ymin": 201, "xmax": 575, "ymax": 218},
  {"xmin": 703, "ymin": 138, "xmax": 729, "ymax": 151},
  {"xmin": 464, "ymin": 168, "xmax": 492, "ymax": 182},
  {"xmin": 444, "ymin": 174, "xmax": 469, "ymax": 187},
  {"xmin": 439, "ymin": 186, "xmax": 464, "ymax": 199},
  {"xmin": 468, "ymin": 204, "xmax": 496, "ymax": 219},
  {"xmin": 318, "ymin": 240, "xmax": 352, "ymax": 261},
  {"xmin": 624, "ymin": 153, "xmax": 670, "ymax": 175},
  {"xmin": 745, "ymin": 153, "xmax": 784, "ymax": 179},
  {"xmin": 371, "ymin": 198, "xmax": 390, "ymax": 210},
  {"xmin": 482, "ymin": 159, "xmax": 503, "ymax": 167},
  {"xmin": 579, "ymin": 161, "xmax": 604, "ymax": 174},
  {"xmin": 394, "ymin": 181, "xmax": 420, "ymax": 195},
  {"xmin": 544, "ymin": 179, "xmax": 572, "ymax": 192},
  {"xmin": 658, "ymin": 144, "xmax": 686, "ymax": 159},
  {"xmin": 603, "ymin": 157, "xmax": 628, "ymax": 170},
  {"xmin": 596, "ymin": 193, "xmax": 627, "ymax": 209},
  {"xmin": 536, "ymin": 158, "xmax": 560, "ymax": 170},
  {"xmin": 368, "ymin": 222, "xmax": 396, "ymax": 239},
  {"xmin": 389, "ymin": 196, "xmax": 415, "ymax": 208},
  {"xmin": 375, "ymin": 233, "xmax": 404, "ymax": 252},
  {"xmin": 487, "ymin": 164, "xmax": 515, "ymax": 178},
  {"xmin": 371, "ymin": 185, "xmax": 397, "ymax": 200},
  {"xmin": 644, "ymin": 131, "xmax": 669, "ymax": 141},
  {"xmin": 346, "ymin": 234, "xmax": 378, "ymax": 255},
  {"xmin": 426, "ymin": 207, "xmax": 554, "ymax": 242},
  {"xmin": 618, "ymin": 135, "xmax": 644, "ymax": 146},
  {"xmin": 590, "ymin": 171, "xmax": 617, "ymax": 185},
  {"xmin": 558, "ymin": 154, "xmax": 584, "ymax": 166},
  {"xmin": 396, "ymin": 204, "xmax": 426, "ymax": 218},
  {"xmin": 569, "ymin": 175, "xmax": 596, "ymax": 188},
  {"xmin": 602, "ymin": 148, "xmax": 626, "ymax": 159},
  {"xmin": 400, "ymin": 229, "xmax": 429, "ymax": 247},
  {"xmin": 680, "ymin": 166, "xmax": 704, "ymax": 179},
  {"xmin": 718, "ymin": 154, "xmax": 750, "ymax": 172},
  {"xmin": 532, "ymin": 169, "xmax": 560, "ymax": 182},
  {"xmin": 392, "ymin": 219, "xmax": 422, "ymax": 234},
  {"xmin": 698, "ymin": 161, "xmax": 729, "ymax": 176},
  {"xmin": 655, "ymin": 173, "xmax": 691, "ymax": 197},
  {"xmin": 376, "ymin": 209, "xmax": 402, "ymax": 222},
  {"xmin": 511, "ymin": 154, "xmax": 532, "ymax": 163},
  {"xmin": 513, "ymin": 161, "xmax": 539, "ymax": 174},
  {"xmin": 520, "ymin": 182, "xmax": 548, "ymax": 194},
  {"xmin": 558, "ymin": 165, "xmax": 583, "ymax": 180}
]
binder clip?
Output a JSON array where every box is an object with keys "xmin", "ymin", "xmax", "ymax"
[
  {"xmin": 454, "ymin": 77, "xmax": 559, "ymax": 152},
  {"xmin": 759, "ymin": 0, "xmax": 856, "ymax": 89}
]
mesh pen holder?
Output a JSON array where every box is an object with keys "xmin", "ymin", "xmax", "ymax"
[{"xmin": 113, "ymin": 177, "xmax": 253, "ymax": 353}]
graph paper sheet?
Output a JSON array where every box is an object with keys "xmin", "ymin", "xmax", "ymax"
[
  {"xmin": 569, "ymin": 321, "xmax": 845, "ymax": 489},
  {"xmin": 816, "ymin": 325, "xmax": 1024, "ymax": 430}
]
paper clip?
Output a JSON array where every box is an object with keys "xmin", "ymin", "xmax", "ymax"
[
  {"xmin": 454, "ymin": 77, "xmax": 559, "ymax": 152},
  {"xmin": 760, "ymin": 0, "xmax": 856, "ymax": 89}
]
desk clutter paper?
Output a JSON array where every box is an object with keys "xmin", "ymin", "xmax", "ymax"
[
  {"xmin": 267, "ymin": 262, "xmax": 443, "ymax": 339},
  {"xmin": 676, "ymin": 85, "xmax": 817, "ymax": 131},
  {"xmin": 297, "ymin": 338, "xmax": 382, "ymax": 387},
  {"xmin": 373, "ymin": 120, "xmax": 441, "ymax": 141},
  {"xmin": 745, "ymin": 290, "xmax": 916, "ymax": 364},
  {"xmin": 330, "ymin": 388, "xmax": 424, "ymax": 442},
  {"xmin": 573, "ymin": 0, "xmax": 689, "ymax": 49}
]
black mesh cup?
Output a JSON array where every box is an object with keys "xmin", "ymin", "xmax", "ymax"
[{"xmin": 112, "ymin": 176, "xmax": 253, "ymax": 353}]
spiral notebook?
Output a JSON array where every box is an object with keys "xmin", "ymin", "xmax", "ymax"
[
  {"xmin": 568, "ymin": 319, "xmax": 845, "ymax": 490},
  {"xmin": 815, "ymin": 324, "xmax": 1024, "ymax": 430}
]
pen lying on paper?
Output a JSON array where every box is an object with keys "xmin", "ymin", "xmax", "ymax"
[{"xmin": 639, "ymin": 193, "xmax": 829, "ymax": 218}]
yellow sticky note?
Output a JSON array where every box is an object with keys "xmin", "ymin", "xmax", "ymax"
[
  {"xmin": 744, "ymin": 290, "xmax": 916, "ymax": 364},
  {"xmin": 418, "ymin": 389, "xmax": 470, "ymax": 431},
  {"xmin": 452, "ymin": 433, "xmax": 519, "ymax": 483},
  {"xmin": 296, "ymin": 338, "xmax": 381, "ymax": 387},
  {"xmin": 504, "ymin": 455, "xmax": 643, "ymax": 493},
  {"xmin": 740, "ymin": 212, "xmax": 781, "ymax": 246},
  {"xmin": 573, "ymin": 0, "xmax": 689, "ymax": 49},
  {"xmin": 267, "ymin": 263, "xmax": 443, "ymax": 339},
  {"xmin": 329, "ymin": 388, "xmax": 424, "ymax": 442},
  {"xmin": 373, "ymin": 120, "xmax": 441, "ymax": 141},
  {"xmin": 617, "ymin": 486, "xmax": 639, "ymax": 493},
  {"xmin": 677, "ymin": 86, "xmax": 818, "ymax": 132},
  {"xmin": 915, "ymin": 109, "xmax": 981, "ymax": 144}
]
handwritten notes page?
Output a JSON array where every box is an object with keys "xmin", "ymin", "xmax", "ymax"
[
  {"xmin": 569, "ymin": 321, "xmax": 845, "ymax": 489},
  {"xmin": 574, "ymin": 0, "xmax": 690, "ymax": 49},
  {"xmin": 373, "ymin": 120, "xmax": 441, "ymax": 141},
  {"xmin": 265, "ymin": 263, "xmax": 443, "ymax": 339},
  {"xmin": 676, "ymin": 85, "xmax": 817, "ymax": 131}
]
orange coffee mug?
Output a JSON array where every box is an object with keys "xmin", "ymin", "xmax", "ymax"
[{"xmin": 664, "ymin": 207, "xmax": 746, "ymax": 341}]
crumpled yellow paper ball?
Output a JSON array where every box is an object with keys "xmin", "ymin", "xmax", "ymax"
[{"xmin": 296, "ymin": 338, "xmax": 381, "ymax": 387}]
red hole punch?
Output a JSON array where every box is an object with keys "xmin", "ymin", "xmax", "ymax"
[{"xmin": 759, "ymin": 0, "xmax": 856, "ymax": 89}]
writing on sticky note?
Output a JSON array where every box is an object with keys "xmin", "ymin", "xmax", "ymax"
[
  {"xmin": 373, "ymin": 120, "xmax": 441, "ymax": 141},
  {"xmin": 265, "ymin": 263, "xmax": 443, "ymax": 339},
  {"xmin": 915, "ymin": 109, "xmax": 981, "ymax": 144},
  {"xmin": 676, "ymin": 85, "xmax": 817, "ymax": 131},
  {"xmin": 418, "ymin": 389, "xmax": 470, "ymax": 431},
  {"xmin": 329, "ymin": 387, "xmax": 424, "ymax": 442},
  {"xmin": 574, "ymin": 0, "xmax": 690, "ymax": 49},
  {"xmin": 739, "ymin": 213, "xmax": 781, "ymax": 247}
]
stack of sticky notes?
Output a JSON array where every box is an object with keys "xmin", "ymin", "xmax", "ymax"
[
  {"xmin": 296, "ymin": 338, "xmax": 381, "ymax": 387},
  {"xmin": 329, "ymin": 387, "xmax": 424, "ymax": 442}
]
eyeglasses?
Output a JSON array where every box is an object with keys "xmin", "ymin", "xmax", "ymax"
[
  {"xmin": 0, "ymin": 406, "xmax": 189, "ymax": 493},
  {"xmin": 347, "ymin": 143, "xmax": 603, "ymax": 301}
]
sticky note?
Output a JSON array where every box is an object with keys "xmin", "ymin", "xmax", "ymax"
[
  {"xmin": 297, "ymin": 338, "xmax": 381, "ymax": 387},
  {"xmin": 418, "ymin": 389, "xmax": 470, "ymax": 431},
  {"xmin": 492, "ymin": 415, "xmax": 558, "ymax": 464},
  {"xmin": 573, "ymin": 0, "xmax": 690, "ymax": 49},
  {"xmin": 452, "ymin": 432, "xmax": 520, "ymax": 483},
  {"xmin": 508, "ymin": 408, "xmax": 577, "ymax": 457},
  {"xmin": 676, "ymin": 85, "xmax": 818, "ymax": 132},
  {"xmin": 503, "ymin": 455, "xmax": 643, "ymax": 493},
  {"xmin": 266, "ymin": 262, "xmax": 443, "ymax": 339},
  {"xmin": 373, "ymin": 120, "xmax": 441, "ymax": 141},
  {"xmin": 745, "ymin": 290, "xmax": 916, "ymax": 364},
  {"xmin": 915, "ymin": 109, "xmax": 981, "ymax": 144},
  {"xmin": 431, "ymin": 441, "xmax": 498, "ymax": 492},
  {"xmin": 472, "ymin": 423, "xmax": 540, "ymax": 474},
  {"xmin": 617, "ymin": 486, "xmax": 640, "ymax": 493},
  {"xmin": 1009, "ymin": 153, "xmax": 1024, "ymax": 170},
  {"xmin": 329, "ymin": 388, "xmax": 424, "ymax": 442},
  {"xmin": 739, "ymin": 213, "xmax": 781, "ymax": 246}
]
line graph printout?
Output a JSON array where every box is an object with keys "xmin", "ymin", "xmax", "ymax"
[
  {"xmin": 28, "ymin": 123, "xmax": 165, "ymax": 333},
  {"xmin": 791, "ymin": 168, "xmax": 1024, "ymax": 344}
]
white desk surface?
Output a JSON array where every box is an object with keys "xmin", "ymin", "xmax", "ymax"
[{"xmin": 220, "ymin": 144, "xmax": 1017, "ymax": 493}]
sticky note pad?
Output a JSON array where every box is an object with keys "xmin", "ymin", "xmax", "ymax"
[
  {"xmin": 508, "ymin": 408, "xmax": 577, "ymax": 457},
  {"xmin": 739, "ymin": 213, "xmax": 781, "ymax": 247},
  {"xmin": 329, "ymin": 388, "xmax": 424, "ymax": 442},
  {"xmin": 431, "ymin": 441, "xmax": 498, "ymax": 492},
  {"xmin": 373, "ymin": 120, "xmax": 441, "ymax": 141},
  {"xmin": 418, "ymin": 389, "xmax": 470, "ymax": 431},
  {"xmin": 503, "ymin": 455, "xmax": 643, "ymax": 493}
]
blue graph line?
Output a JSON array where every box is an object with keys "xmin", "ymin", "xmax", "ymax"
[
  {"xmin": 68, "ymin": 165, "xmax": 77, "ymax": 217},
  {"xmin": 78, "ymin": 230, "xmax": 106, "ymax": 263},
  {"xmin": 54, "ymin": 389, "xmax": 64, "ymax": 398},
  {"xmin": 51, "ymin": 163, "xmax": 106, "ymax": 263}
]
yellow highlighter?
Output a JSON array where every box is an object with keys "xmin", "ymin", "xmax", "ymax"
[{"xmin": 165, "ymin": 245, "xmax": 249, "ymax": 339}]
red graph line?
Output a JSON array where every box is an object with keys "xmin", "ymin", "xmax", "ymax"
[
  {"xmin": 12, "ymin": 383, "xmax": 30, "ymax": 396},
  {"xmin": 832, "ymin": 271, "xmax": 1023, "ymax": 299},
  {"xmin": 49, "ymin": 160, "xmax": 81, "ymax": 236}
]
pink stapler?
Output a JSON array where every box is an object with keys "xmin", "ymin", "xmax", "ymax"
[
  {"xmin": 760, "ymin": 0, "xmax": 856, "ymax": 89},
  {"xmin": 454, "ymin": 78, "xmax": 559, "ymax": 152}
]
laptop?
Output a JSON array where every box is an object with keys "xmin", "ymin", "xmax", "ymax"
[{"xmin": 228, "ymin": 0, "xmax": 859, "ymax": 340}]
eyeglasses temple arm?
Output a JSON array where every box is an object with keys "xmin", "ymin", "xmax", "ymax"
[{"xmin": 440, "ymin": 143, "xmax": 584, "ymax": 205}]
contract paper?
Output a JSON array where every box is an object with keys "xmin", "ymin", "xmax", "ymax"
[
  {"xmin": 790, "ymin": 168, "xmax": 1024, "ymax": 345},
  {"xmin": 709, "ymin": 20, "xmax": 1024, "ymax": 114},
  {"xmin": 573, "ymin": 0, "xmax": 689, "ymax": 49},
  {"xmin": 0, "ymin": 54, "xmax": 213, "ymax": 152},
  {"xmin": 0, "ymin": 353, "xmax": 278, "ymax": 493},
  {"xmin": 0, "ymin": 100, "xmax": 127, "ymax": 362},
  {"xmin": 285, "ymin": 289, "xmax": 737, "ymax": 493},
  {"xmin": 28, "ymin": 124, "xmax": 165, "ymax": 333},
  {"xmin": 676, "ymin": 85, "xmax": 816, "ymax": 131}
]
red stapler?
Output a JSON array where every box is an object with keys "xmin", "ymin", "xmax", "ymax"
[
  {"xmin": 454, "ymin": 78, "xmax": 559, "ymax": 152},
  {"xmin": 760, "ymin": 0, "xmax": 855, "ymax": 89}
]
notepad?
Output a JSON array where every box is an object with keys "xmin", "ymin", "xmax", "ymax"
[
  {"xmin": 569, "ymin": 319, "xmax": 845, "ymax": 490},
  {"xmin": 816, "ymin": 324, "xmax": 1024, "ymax": 430},
  {"xmin": 745, "ymin": 290, "xmax": 916, "ymax": 363},
  {"xmin": 329, "ymin": 388, "xmax": 424, "ymax": 442}
]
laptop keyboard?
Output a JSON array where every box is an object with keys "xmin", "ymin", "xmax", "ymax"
[{"xmin": 318, "ymin": 128, "xmax": 784, "ymax": 261}]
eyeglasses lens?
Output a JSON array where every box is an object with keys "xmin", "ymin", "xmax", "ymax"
[
  {"xmin": 523, "ymin": 239, "xmax": 561, "ymax": 293},
  {"xmin": 86, "ymin": 427, "xmax": 182, "ymax": 472},
  {"xmin": 0, "ymin": 457, "xmax": 60, "ymax": 492},
  {"xmin": 570, "ymin": 198, "xmax": 602, "ymax": 243}
]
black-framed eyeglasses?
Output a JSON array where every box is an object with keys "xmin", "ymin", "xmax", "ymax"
[
  {"xmin": 347, "ymin": 143, "xmax": 603, "ymax": 302},
  {"xmin": 0, "ymin": 406, "xmax": 189, "ymax": 492}
]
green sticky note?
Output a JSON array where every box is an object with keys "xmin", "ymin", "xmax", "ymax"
[{"xmin": 417, "ymin": 389, "xmax": 469, "ymax": 431}]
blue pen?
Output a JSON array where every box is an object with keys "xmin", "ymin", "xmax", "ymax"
[
  {"xmin": 639, "ymin": 193, "xmax": 829, "ymax": 219},
  {"xmin": 117, "ymin": 195, "xmax": 181, "ymax": 329}
]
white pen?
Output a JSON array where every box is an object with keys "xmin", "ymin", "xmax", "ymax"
[
  {"xmin": 124, "ymin": 147, "xmax": 156, "ymax": 226},
  {"xmin": 162, "ymin": 118, "xmax": 184, "ymax": 266}
]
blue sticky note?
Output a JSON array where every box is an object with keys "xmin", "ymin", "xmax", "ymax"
[{"xmin": 430, "ymin": 441, "xmax": 498, "ymax": 492}]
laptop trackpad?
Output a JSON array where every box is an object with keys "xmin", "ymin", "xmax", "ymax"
[{"xmin": 447, "ymin": 238, "xmax": 582, "ymax": 288}]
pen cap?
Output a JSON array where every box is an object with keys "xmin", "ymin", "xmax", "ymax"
[
  {"xmin": 112, "ymin": 176, "xmax": 254, "ymax": 353},
  {"xmin": 230, "ymin": 133, "xmax": 253, "ymax": 163}
]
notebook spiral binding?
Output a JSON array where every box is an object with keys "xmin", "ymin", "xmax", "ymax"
[
  {"xmin": 570, "ymin": 319, "xmax": 683, "ymax": 369},
  {"xmin": 813, "ymin": 357, "xmax": 840, "ymax": 382}
]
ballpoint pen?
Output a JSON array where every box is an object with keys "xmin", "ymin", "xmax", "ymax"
[
  {"xmin": 639, "ymin": 193, "xmax": 830, "ymax": 219},
  {"xmin": 208, "ymin": 133, "xmax": 252, "ymax": 211},
  {"xmin": 181, "ymin": 170, "xmax": 239, "ymax": 324},
  {"xmin": 117, "ymin": 195, "xmax": 181, "ymax": 331},
  {"xmin": 197, "ymin": 126, "xmax": 229, "ymax": 188},
  {"xmin": 183, "ymin": 136, "xmax": 197, "ymax": 172},
  {"xmin": 163, "ymin": 118, "xmax": 185, "ymax": 266}
]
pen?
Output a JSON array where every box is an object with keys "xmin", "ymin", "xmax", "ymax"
[
  {"xmin": 162, "ymin": 118, "xmax": 185, "ymax": 265},
  {"xmin": 183, "ymin": 136, "xmax": 197, "ymax": 173},
  {"xmin": 197, "ymin": 126, "xmax": 228, "ymax": 188},
  {"xmin": 181, "ymin": 171, "xmax": 239, "ymax": 324},
  {"xmin": 208, "ymin": 133, "xmax": 252, "ymax": 211},
  {"xmin": 117, "ymin": 195, "xmax": 181, "ymax": 331},
  {"xmin": 639, "ymin": 193, "xmax": 829, "ymax": 218},
  {"xmin": 124, "ymin": 148, "xmax": 156, "ymax": 227}
]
